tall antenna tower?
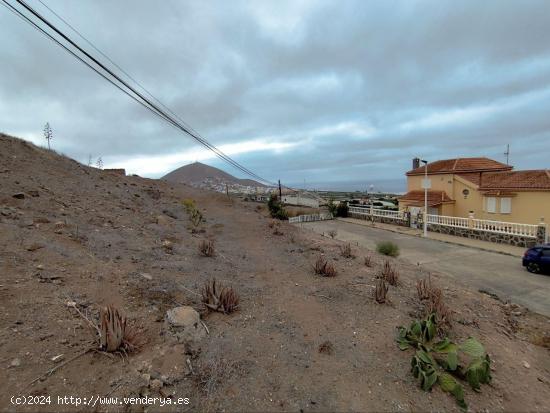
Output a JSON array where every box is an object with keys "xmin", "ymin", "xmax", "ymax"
[{"xmin": 504, "ymin": 144, "xmax": 510, "ymax": 165}]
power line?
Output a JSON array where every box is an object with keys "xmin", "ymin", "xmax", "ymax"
[
  {"xmin": 3, "ymin": 0, "xmax": 277, "ymax": 186},
  {"xmin": 34, "ymin": 0, "xmax": 206, "ymax": 142}
]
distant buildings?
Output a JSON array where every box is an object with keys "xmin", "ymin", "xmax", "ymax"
[
  {"xmin": 399, "ymin": 157, "xmax": 550, "ymax": 224},
  {"xmin": 191, "ymin": 176, "xmax": 272, "ymax": 195}
]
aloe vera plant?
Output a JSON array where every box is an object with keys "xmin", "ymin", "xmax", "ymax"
[{"xmin": 397, "ymin": 314, "xmax": 491, "ymax": 409}]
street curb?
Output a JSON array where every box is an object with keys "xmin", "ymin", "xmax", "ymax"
[{"xmin": 335, "ymin": 218, "xmax": 524, "ymax": 258}]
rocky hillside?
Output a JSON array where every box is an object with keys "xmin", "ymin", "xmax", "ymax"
[
  {"xmin": 162, "ymin": 161, "xmax": 267, "ymax": 189},
  {"xmin": 0, "ymin": 133, "xmax": 549, "ymax": 412}
]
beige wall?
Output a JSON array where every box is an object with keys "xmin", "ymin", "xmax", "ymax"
[
  {"xmin": 479, "ymin": 192, "xmax": 550, "ymax": 225},
  {"xmin": 452, "ymin": 179, "xmax": 482, "ymax": 218},
  {"xmin": 407, "ymin": 174, "xmax": 454, "ymax": 194}
]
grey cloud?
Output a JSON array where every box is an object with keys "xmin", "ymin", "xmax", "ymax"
[{"xmin": 1, "ymin": 0, "xmax": 550, "ymax": 188}]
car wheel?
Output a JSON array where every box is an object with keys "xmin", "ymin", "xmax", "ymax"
[{"xmin": 527, "ymin": 262, "xmax": 541, "ymax": 274}]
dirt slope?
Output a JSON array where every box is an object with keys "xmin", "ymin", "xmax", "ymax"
[{"xmin": 0, "ymin": 133, "xmax": 549, "ymax": 412}]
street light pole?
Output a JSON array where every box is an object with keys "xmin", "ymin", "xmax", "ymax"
[{"xmin": 421, "ymin": 159, "xmax": 428, "ymax": 237}]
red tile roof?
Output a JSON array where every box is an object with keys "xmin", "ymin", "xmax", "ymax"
[
  {"xmin": 398, "ymin": 190, "xmax": 455, "ymax": 207},
  {"xmin": 456, "ymin": 172, "xmax": 482, "ymax": 186},
  {"xmin": 479, "ymin": 170, "xmax": 550, "ymax": 191},
  {"xmin": 407, "ymin": 157, "xmax": 512, "ymax": 176}
]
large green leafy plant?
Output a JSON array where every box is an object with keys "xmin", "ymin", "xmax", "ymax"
[{"xmin": 396, "ymin": 314, "xmax": 491, "ymax": 409}]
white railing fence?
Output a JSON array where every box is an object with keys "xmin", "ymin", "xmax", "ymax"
[
  {"xmin": 425, "ymin": 214, "xmax": 539, "ymax": 238},
  {"xmin": 471, "ymin": 218, "xmax": 539, "ymax": 238},
  {"xmin": 426, "ymin": 214, "xmax": 469, "ymax": 228},
  {"xmin": 348, "ymin": 206, "xmax": 404, "ymax": 220},
  {"xmin": 288, "ymin": 213, "xmax": 333, "ymax": 224}
]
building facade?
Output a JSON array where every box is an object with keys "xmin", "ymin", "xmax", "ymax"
[{"xmin": 399, "ymin": 157, "xmax": 550, "ymax": 225}]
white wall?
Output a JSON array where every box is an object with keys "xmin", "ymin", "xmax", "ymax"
[{"xmin": 281, "ymin": 195, "xmax": 320, "ymax": 208}]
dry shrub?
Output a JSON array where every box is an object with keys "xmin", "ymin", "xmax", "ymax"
[
  {"xmin": 196, "ymin": 355, "xmax": 241, "ymax": 396},
  {"xmin": 339, "ymin": 243, "xmax": 355, "ymax": 258},
  {"xmin": 100, "ymin": 305, "xmax": 142, "ymax": 353},
  {"xmin": 375, "ymin": 278, "xmax": 389, "ymax": 303},
  {"xmin": 313, "ymin": 256, "xmax": 337, "ymax": 277},
  {"xmin": 318, "ymin": 340, "xmax": 334, "ymax": 355},
  {"xmin": 381, "ymin": 260, "xmax": 399, "ymax": 286},
  {"xmin": 416, "ymin": 276, "xmax": 432, "ymax": 300},
  {"xmin": 199, "ymin": 239, "xmax": 215, "ymax": 257},
  {"xmin": 364, "ymin": 255, "xmax": 373, "ymax": 267},
  {"xmin": 201, "ymin": 279, "xmax": 239, "ymax": 314},
  {"xmin": 327, "ymin": 230, "xmax": 337, "ymax": 239},
  {"xmin": 417, "ymin": 276, "xmax": 452, "ymax": 331},
  {"xmin": 268, "ymin": 220, "xmax": 277, "ymax": 228}
]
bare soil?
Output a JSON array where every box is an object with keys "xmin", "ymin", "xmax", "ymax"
[{"xmin": 1, "ymin": 134, "xmax": 549, "ymax": 412}]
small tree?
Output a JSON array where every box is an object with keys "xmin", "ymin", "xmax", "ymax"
[
  {"xmin": 327, "ymin": 198, "xmax": 337, "ymax": 216},
  {"xmin": 336, "ymin": 201, "xmax": 349, "ymax": 217},
  {"xmin": 96, "ymin": 156, "xmax": 104, "ymax": 169},
  {"xmin": 267, "ymin": 194, "xmax": 288, "ymax": 220},
  {"xmin": 43, "ymin": 122, "xmax": 53, "ymax": 150}
]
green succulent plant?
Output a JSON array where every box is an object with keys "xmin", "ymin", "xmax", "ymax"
[{"xmin": 397, "ymin": 314, "xmax": 491, "ymax": 410}]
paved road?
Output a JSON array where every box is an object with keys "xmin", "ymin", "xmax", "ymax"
[{"xmin": 300, "ymin": 219, "xmax": 550, "ymax": 316}]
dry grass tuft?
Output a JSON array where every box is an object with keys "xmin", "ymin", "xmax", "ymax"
[
  {"xmin": 99, "ymin": 305, "xmax": 143, "ymax": 353},
  {"xmin": 339, "ymin": 243, "xmax": 355, "ymax": 258},
  {"xmin": 269, "ymin": 220, "xmax": 284, "ymax": 235},
  {"xmin": 318, "ymin": 340, "xmax": 334, "ymax": 355},
  {"xmin": 374, "ymin": 278, "xmax": 389, "ymax": 303},
  {"xmin": 364, "ymin": 255, "xmax": 373, "ymax": 267},
  {"xmin": 196, "ymin": 355, "xmax": 241, "ymax": 396},
  {"xmin": 199, "ymin": 239, "xmax": 215, "ymax": 257},
  {"xmin": 201, "ymin": 279, "xmax": 240, "ymax": 314},
  {"xmin": 416, "ymin": 276, "xmax": 432, "ymax": 300},
  {"xmin": 313, "ymin": 256, "xmax": 337, "ymax": 277},
  {"xmin": 381, "ymin": 260, "xmax": 399, "ymax": 286},
  {"xmin": 417, "ymin": 276, "xmax": 453, "ymax": 332},
  {"xmin": 327, "ymin": 230, "xmax": 337, "ymax": 239}
]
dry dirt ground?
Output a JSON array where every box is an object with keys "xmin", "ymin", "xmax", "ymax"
[{"xmin": 1, "ymin": 133, "xmax": 549, "ymax": 412}]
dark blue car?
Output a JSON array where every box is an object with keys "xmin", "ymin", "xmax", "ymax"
[{"xmin": 523, "ymin": 244, "xmax": 550, "ymax": 274}]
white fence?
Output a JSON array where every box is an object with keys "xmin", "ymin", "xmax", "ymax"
[
  {"xmin": 426, "ymin": 214, "xmax": 469, "ymax": 228},
  {"xmin": 471, "ymin": 218, "xmax": 539, "ymax": 238},
  {"xmin": 348, "ymin": 206, "xmax": 404, "ymax": 220},
  {"xmin": 426, "ymin": 214, "xmax": 539, "ymax": 238},
  {"xmin": 289, "ymin": 213, "xmax": 333, "ymax": 224}
]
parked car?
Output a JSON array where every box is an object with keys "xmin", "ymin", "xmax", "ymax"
[{"xmin": 522, "ymin": 244, "xmax": 550, "ymax": 274}]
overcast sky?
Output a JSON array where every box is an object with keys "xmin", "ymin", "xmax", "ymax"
[{"xmin": 1, "ymin": 0, "xmax": 549, "ymax": 189}]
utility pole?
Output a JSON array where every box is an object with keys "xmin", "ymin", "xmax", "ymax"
[
  {"xmin": 504, "ymin": 144, "xmax": 510, "ymax": 165},
  {"xmin": 421, "ymin": 159, "xmax": 429, "ymax": 238}
]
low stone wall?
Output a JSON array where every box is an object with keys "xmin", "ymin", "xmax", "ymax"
[
  {"xmin": 348, "ymin": 211, "xmax": 409, "ymax": 227},
  {"xmin": 427, "ymin": 223, "xmax": 538, "ymax": 248}
]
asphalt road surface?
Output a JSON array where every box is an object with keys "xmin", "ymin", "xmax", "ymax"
[{"xmin": 300, "ymin": 219, "xmax": 550, "ymax": 316}]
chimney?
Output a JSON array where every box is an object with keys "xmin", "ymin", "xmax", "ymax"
[{"xmin": 412, "ymin": 157, "xmax": 420, "ymax": 170}]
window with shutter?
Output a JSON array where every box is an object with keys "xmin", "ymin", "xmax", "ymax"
[
  {"xmin": 500, "ymin": 197, "xmax": 511, "ymax": 214},
  {"xmin": 486, "ymin": 197, "xmax": 496, "ymax": 213}
]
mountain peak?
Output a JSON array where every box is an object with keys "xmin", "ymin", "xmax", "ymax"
[{"xmin": 162, "ymin": 162, "xmax": 266, "ymax": 188}]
